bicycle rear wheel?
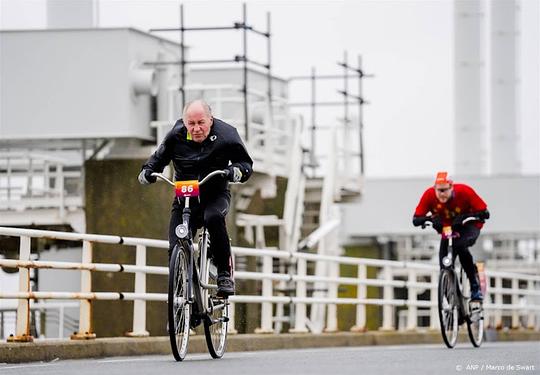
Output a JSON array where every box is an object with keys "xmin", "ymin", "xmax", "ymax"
[
  {"xmin": 438, "ymin": 270, "xmax": 459, "ymax": 348},
  {"xmin": 467, "ymin": 301, "xmax": 484, "ymax": 347},
  {"xmin": 168, "ymin": 244, "xmax": 190, "ymax": 361},
  {"xmin": 202, "ymin": 258, "xmax": 229, "ymax": 358}
]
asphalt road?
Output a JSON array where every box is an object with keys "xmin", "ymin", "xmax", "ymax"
[{"xmin": 1, "ymin": 341, "xmax": 539, "ymax": 375}]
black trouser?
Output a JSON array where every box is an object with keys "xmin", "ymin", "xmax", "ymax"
[
  {"xmin": 168, "ymin": 190, "xmax": 232, "ymax": 274},
  {"xmin": 439, "ymin": 223, "xmax": 480, "ymax": 286}
]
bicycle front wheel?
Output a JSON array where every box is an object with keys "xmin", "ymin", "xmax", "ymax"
[
  {"xmin": 467, "ymin": 301, "xmax": 484, "ymax": 347},
  {"xmin": 202, "ymin": 258, "xmax": 229, "ymax": 359},
  {"xmin": 168, "ymin": 244, "xmax": 190, "ymax": 361},
  {"xmin": 438, "ymin": 270, "xmax": 459, "ymax": 348}
]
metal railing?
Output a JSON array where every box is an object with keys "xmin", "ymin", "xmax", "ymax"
[{"xmin": 0, "ymin": 226, "xmax": 539, "ymax": 341}]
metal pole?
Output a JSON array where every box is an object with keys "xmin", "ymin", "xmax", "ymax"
[
  {"xmin": 71, "ymin": 241, "xmax": 96, "ymax": 339},
  {"xmin": 310, "ymin": 67, "xmax": 316, "ymax": 167},
  {"xmin": 267, "ymin": 12, "xmax": 272, "ymax": 105},
  {"xmin": 242, "ymin": 3, "xmax": 249, "ymax": 141},
  {"xmin": 7, "ymin": 236, "xmax": 33, "ymax": 342},
  {"xmin": 180, "ymin": 4, "xmax": 186, "ymax": 109},
  {"xmin": 358, "ymin": 55, "xmax": 365, "ymax": 175},
  {"xmin": 343, "ymin": 51, "xmax": 349, "ymax": 127}
]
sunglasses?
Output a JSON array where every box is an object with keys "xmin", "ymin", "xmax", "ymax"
[{"xmin": 436, "ymin": 187, "xmax": 451, "ymax": 193}]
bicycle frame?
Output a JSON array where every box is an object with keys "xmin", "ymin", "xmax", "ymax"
[{"xmin": 154, "ymin": 170, "xmax": 226, "ymax": 313}]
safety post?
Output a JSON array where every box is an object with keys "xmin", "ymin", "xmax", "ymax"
[
  {"xmin": 7, "ymin": 235, "xmax": 33, "ymax": 342},
  {"xmin": 126, "ymin": 244, "xmax": 150, "ymax": 337}
]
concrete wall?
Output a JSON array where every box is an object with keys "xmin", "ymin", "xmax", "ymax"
[{"xmin": 85, "ymin": 158, "xmax": 171, "ymax": 337}]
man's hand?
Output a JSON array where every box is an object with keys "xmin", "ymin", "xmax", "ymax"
[
  {"xmin": 431, "ymin": 215, "xmax": 443, "ymax": 232},
  {"xmin": 227, "ymin": 165, "xmax": 243, "ymax": 183},
  {"xmin": 412, "ymin": 216, "xmax": 427, "ymax": 227},
  {"xmin": 138, "ymin": 169, "xmax": 156, "ymax": 185}
]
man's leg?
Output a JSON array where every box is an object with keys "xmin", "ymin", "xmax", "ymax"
[
  {"xmin": 454, "ymin": 224, "xmax": 482, "ymax": 300},
  {"xmin": 203, "ymin": 191, "xmax": 233, "ymax": 296}
]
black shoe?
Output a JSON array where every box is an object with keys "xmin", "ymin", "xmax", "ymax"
[
  {"xmin": 217, "ymin": 272, "xmax": 235, "ymax": 298},
  {"xmin": 470, "ymin": 279, "xmax": 483, "ymax": 301}
]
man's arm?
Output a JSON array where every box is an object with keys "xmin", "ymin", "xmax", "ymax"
[
  {"xmin": 138, "ymin": 127, "xmax": 175, "ymax": 185},
  {"xmin": 227, "ymin": 129, "xmax": 253, "ymax": 183}
]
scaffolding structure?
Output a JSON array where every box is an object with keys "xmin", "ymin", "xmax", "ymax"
[{"xmin": 148, "ymin": 3, "xmax": 273, "ymax": 141}]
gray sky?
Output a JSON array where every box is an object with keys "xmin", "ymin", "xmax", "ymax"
[{"xmin": 1, "ymin": 0, "xmax": 538, "ymax": 177}]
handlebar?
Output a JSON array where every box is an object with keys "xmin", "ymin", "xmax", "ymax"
[
  {"xmin": 151, "ymin": 169, "xmax": 230, "ymax": 187},
  {"xmin": 420, "ymin": 214, "xmax": 484, "ymax": 229}
]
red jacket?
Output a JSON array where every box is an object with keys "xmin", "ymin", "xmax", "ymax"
[{"xmin": 414, "ymin": 183, "xmax": 488, "ymax": 228}]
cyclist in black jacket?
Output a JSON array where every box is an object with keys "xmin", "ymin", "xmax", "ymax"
[{"xmin": 138, "ymin": 99, "xmax": 253, "ymax": 297}]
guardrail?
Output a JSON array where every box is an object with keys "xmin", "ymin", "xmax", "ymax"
[{"xmin": 0, "ymin": 226, "xmax": 539, "ymax": 341}]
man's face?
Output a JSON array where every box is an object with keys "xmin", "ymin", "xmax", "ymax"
[
  {"xmin": 435, "ymin": 183, "xmax": 453, "ymax": 203},
  {"xmin": 184, "ymin": 105, "xmax": 212, "ymax": 143}
]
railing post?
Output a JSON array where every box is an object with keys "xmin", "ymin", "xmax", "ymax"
[
  {"xmin": 127, "ymin": 244, "xmax": 150, "ymax": 337},
  {"xmin": 430, "ymin": 270, "xmax": 439, "ymax": 330},
  {"xmin": 7, "ymin": 235, "xmax": 33, "ymax": 342},
  {"xmin": 511, "ymin": 278, "xmax": 520, "ymax": 329},
  {"xmin": 228, "ymin": 302, "xmax": 237, "ymax": 334},
  {"xmin": 71, "ymin": 240, "xmax": 96, "ymax": 339},
  {"xmin": 494, "ymin": 276, "xmax": 503, "ymax": 329},
  {"xmin": 381, "ymin": 266, "xmax": 394, "ymax": 330},
  {"xmin": 290, "ymin": 257, "xmax": 308, "ymax": 333},
  {"xmin": 407, "ymin": 269, "xmax": 417, "ymax": 330},
  {"xmin": 255, "ymin": 253, "xmax": 274, "ymax": 333},
  {"xmin": 351, "ymin": 264, "xmax": 367, "ymax": 332},
  {"xmin": 325, "ymin": 261, "xmax": 338, "ymax": 332},
  {"xmin": 527, "ymin": 280, "xmax": 535, "ymax": 329}
]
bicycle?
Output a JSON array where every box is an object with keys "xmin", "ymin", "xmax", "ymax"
[
  {"xmin": 152, "ymin": 170, "xmax": 231, "ymax": 361},
  {"xmin": 422, "ymin": 216, "xmax": 484, "ymax": 348}
]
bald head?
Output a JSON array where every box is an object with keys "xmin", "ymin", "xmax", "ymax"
[
  {"xmin": 183, "ymin": 100, "xmax": 212, "ymax": 118},
  {"xmin": 182, "ymin": 99, "xmax": 213, "ymax": 143}
]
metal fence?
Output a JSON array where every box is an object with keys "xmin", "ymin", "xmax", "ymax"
[{"xmin": 0, "ymin": 226, "xmax": 539, "ymax": 341}]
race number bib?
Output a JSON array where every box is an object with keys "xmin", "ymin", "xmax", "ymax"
[{"xmin": 175, "ymin": 180, "xmax": 200, "ymax": 197}]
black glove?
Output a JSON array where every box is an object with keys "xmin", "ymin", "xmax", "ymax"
[
  {"xmin": 477, "ymin": 209, "xmax": 490, "ymax": 220},
  {"xmin": 452, "ymin": 213, "xmax": 466, "ymax": 227},
  {"xmin": 227, "ymin": 164, "xmax": 243, "ymax": 183},
  {"xmin": 412, "ymin": 216, "xmax": 427, "ymax": 227},
  {"xmin": 138, "ymin": 169, "xmax": 156, "ymax": 185},
  {"xmin": 431, "ymin": 215, "xmax": 443, "ymax": 232}
]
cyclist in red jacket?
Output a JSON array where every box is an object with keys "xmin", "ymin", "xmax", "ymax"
[{"xmin": 412, "ymin": 172, "xmax": 490, "ymax": 300}]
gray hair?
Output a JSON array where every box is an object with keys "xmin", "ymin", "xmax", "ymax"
[{"xmin": 182, "ymin": 99, "xmax": 212, "ymax": 118}]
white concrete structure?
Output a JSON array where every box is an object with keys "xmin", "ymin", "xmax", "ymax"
[
  {"xmin": 454, "ymin": 0, "xmax": 487, "ymax": 175},
  {"xmin": 0, "ymin": 28, "xmax": 176, "ymax": 141}
]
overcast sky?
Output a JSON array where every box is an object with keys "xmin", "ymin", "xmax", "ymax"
[{"xmin": 1, "ymin": 0, "xmax": 539, "ymax": 177}]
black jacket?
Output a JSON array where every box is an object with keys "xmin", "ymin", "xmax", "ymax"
[{"xmin": 142, "ymin": 118, "xmax": 253, "ymax": 194}]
